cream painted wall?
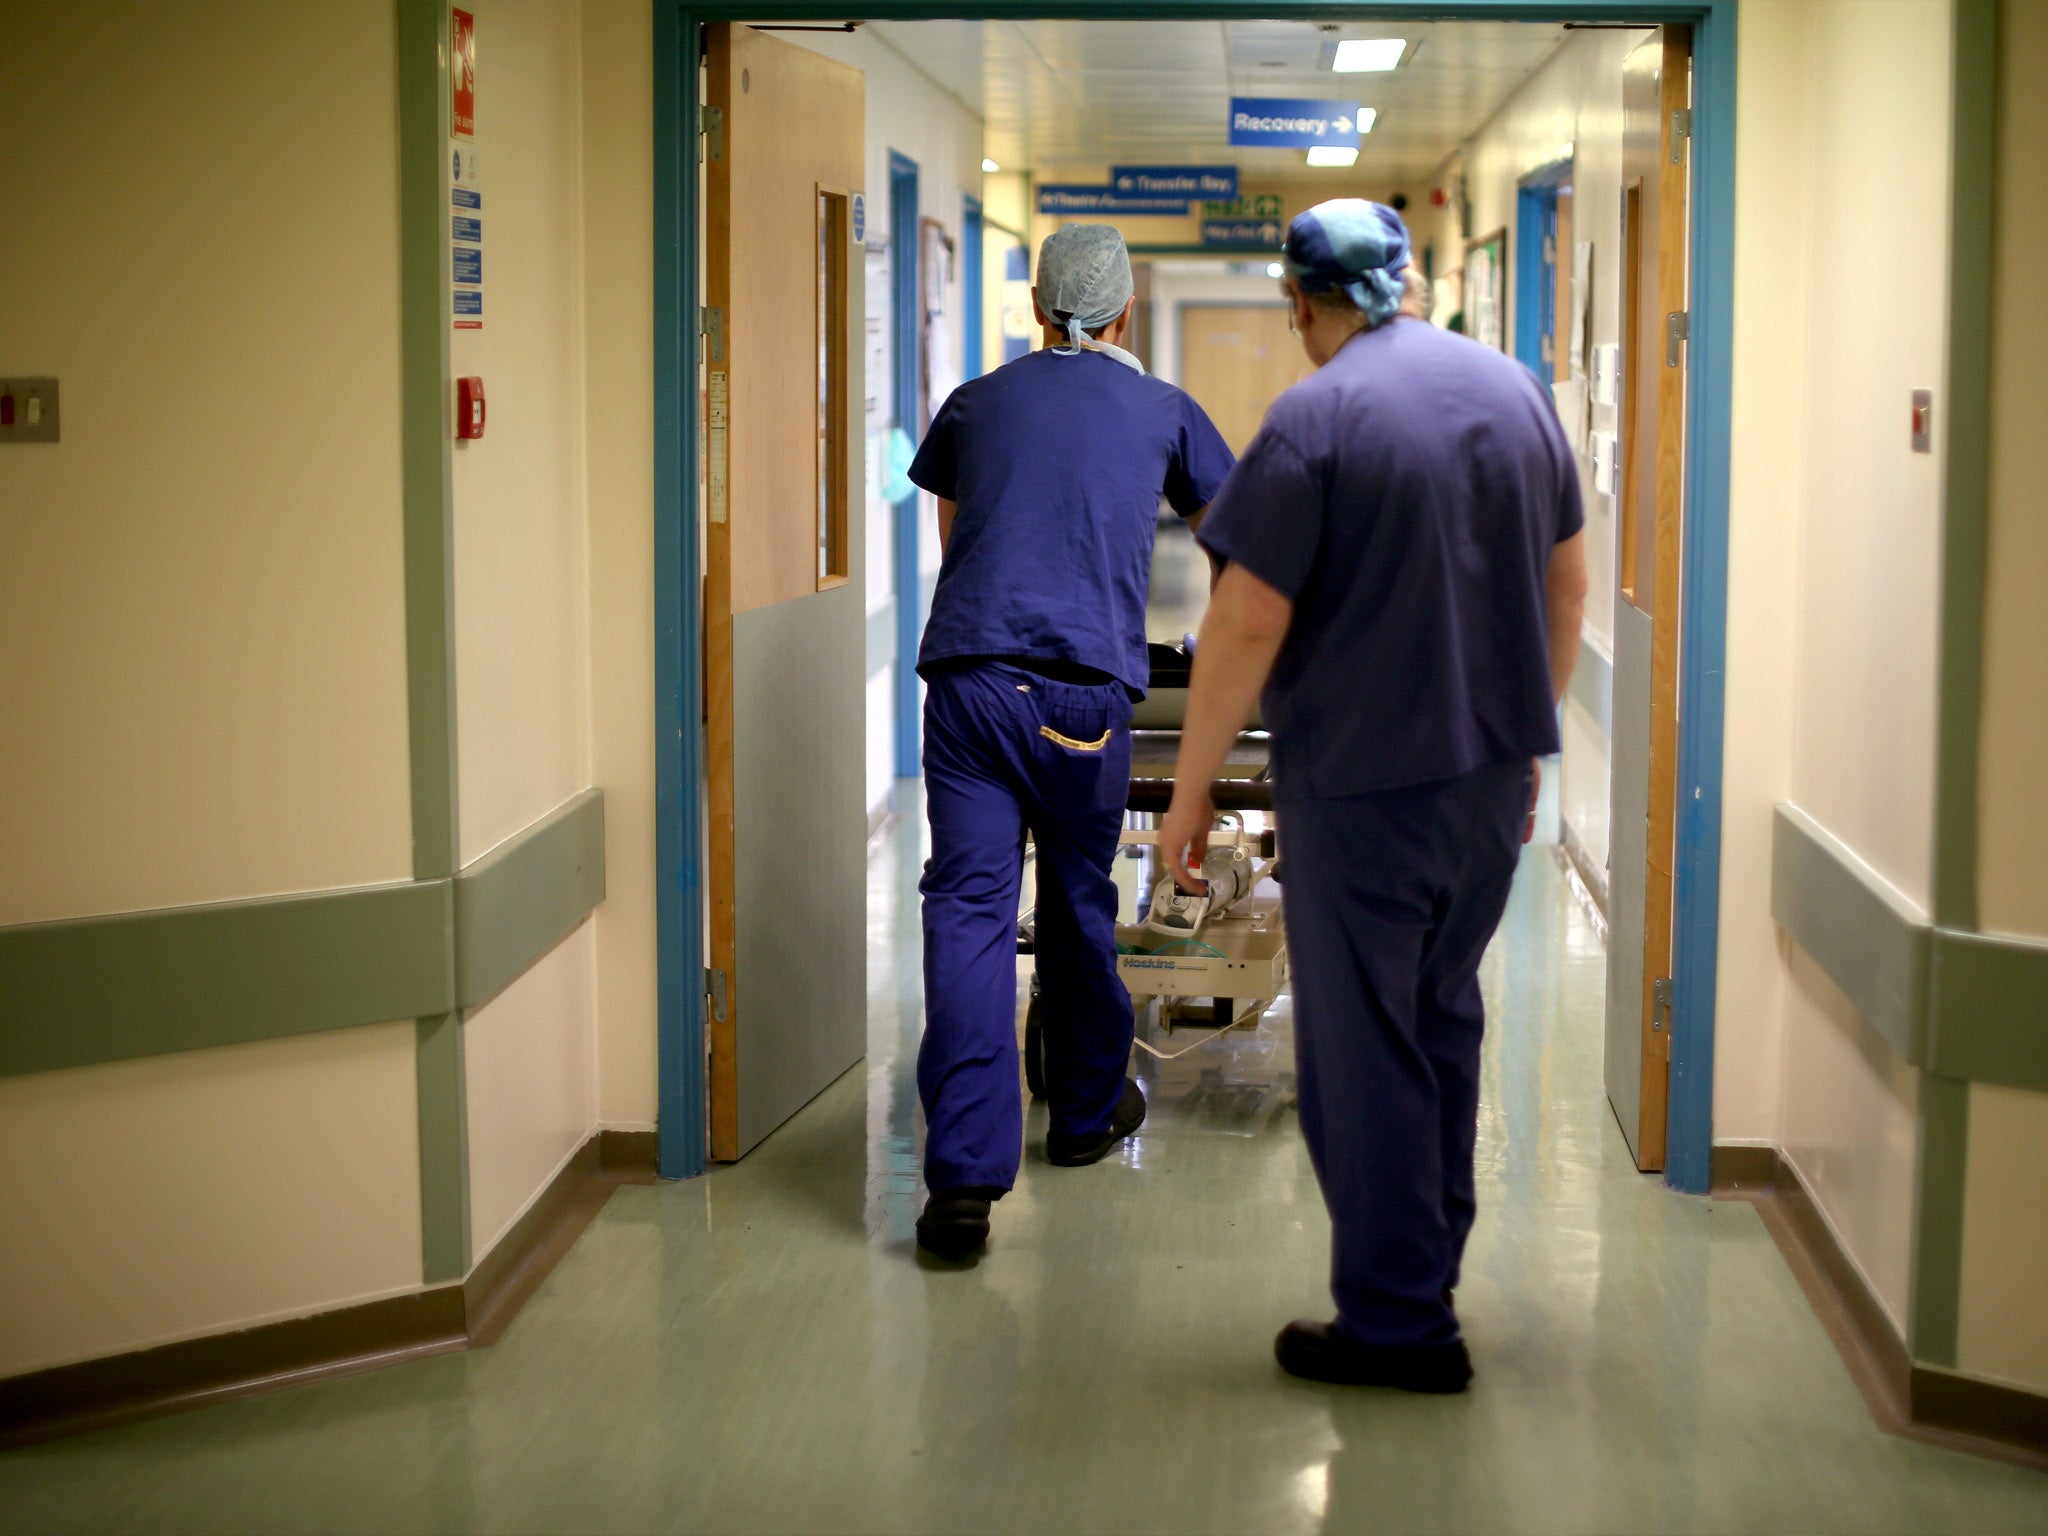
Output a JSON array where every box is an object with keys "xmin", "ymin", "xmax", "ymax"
[
  {"xmin": 0, "ymin": 2, "xmax": 412, "ymax": 923},
  {"xmin": 1784, "ymin": 3, "xmax": 1948, "ymax": 912},
  {"xmin": 1957, "ymin": 1083, "xmax": 2048, "ymax": 1394},
  {"xmin": 451, "ymin": 0, "xmax": 596, "ymax": 864},
  {"xmin": 465, "ymin": 926, "xmax": 600, "ymax": 1257},
  {"xmin": 1780, "ymin": 948, "xmax": 1922, "ymax": 1332},
  {"xmin": 1717, "ymin": 1, "xmax": 1952, "ymax": 1207},
  {"xmin": 1975, "ymin": 0, "xmax": 2048, "ymax": 941},
  {"xmin": 0, "ymin": 1025, "xmax": 423, "ymax": 1378},
  {"xmin": 444, "ymin": 0, "xmax": 605, "ymax": 1246},
  {"xmin": 1772, "ymin": 0, "xmax": 1950, "ymax": 1328},
  {"xmin": 581, "ymin": 0, "xmax": 660, "ymax": 1130},
  {"xmin": 1713, "ymin": 0, "xmax": 1816, "ymax": 1143}
]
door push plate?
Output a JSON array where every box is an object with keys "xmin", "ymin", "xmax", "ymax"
[{"xmin": 1652, "ymin": 975, "xmax": 1674, "ymax": 1033}]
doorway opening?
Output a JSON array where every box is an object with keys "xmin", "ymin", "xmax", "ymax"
[{"xmin": 653, "ymin": 4, "xmax": 1737, "ymax": 1193}]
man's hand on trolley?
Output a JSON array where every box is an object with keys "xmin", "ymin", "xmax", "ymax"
[
  {"xmin": 1161, "ymin": 563, "xmax": 1294, "ymax": 893},
  {"xmin": 1159, "ymin": 785, "xmax": 1217, "ymax": 894}
]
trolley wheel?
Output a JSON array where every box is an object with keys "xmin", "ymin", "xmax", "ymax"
[{"xmin": 1024, "ymin": 989, "xmax": 1047, "ymax": 1100}]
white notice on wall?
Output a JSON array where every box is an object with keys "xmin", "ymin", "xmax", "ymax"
[
  {"xmin": 864, "ymin": 245, "xmax": 892, "ymax": 432},
  {"xmin": 707, "ymin": 371, "xmax": 729, "ymax": 524},
  {"xmin": 451, "ymin": 142, "xmax": 484, "ymax": 330}
]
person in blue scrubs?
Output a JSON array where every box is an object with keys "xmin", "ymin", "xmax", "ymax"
[
  {"xmin": 1157, "ymin": 201, "xmax": 1588, "ymax": 1389},
  {"xmin": 907, "ymin": 224, "xmax": 1234, "ymax": 1261}
]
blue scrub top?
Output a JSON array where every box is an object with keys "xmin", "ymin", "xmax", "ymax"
[
  {"xmin": 1197, "ymin": 318, "xmax": 1584, "ymax": 798},
  {"xmin": 909, "ymin": 348, "xmax": 1234, "ymax": 697}
]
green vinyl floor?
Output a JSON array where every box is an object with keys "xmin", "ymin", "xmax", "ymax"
[{"xmin": 3, "ymin": 811, "xmax": 2047, "ymax": 1533}]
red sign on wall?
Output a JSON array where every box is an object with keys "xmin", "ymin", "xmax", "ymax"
[{"xmin": 451, "ymin": 8, "xmax": 476, "ymax": 139}]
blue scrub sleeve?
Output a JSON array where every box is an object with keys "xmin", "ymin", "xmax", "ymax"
[
  {"xmin": 1192, "ymin": 426, "xmax": 1324, "ymax": 602},
  {"xmin": 907, "ymin": 394, "xmax": 960, "ymax": 500},
  {"xmin": 1163, "ymin": 391, "xmax": 1236, "ymax": 517}
]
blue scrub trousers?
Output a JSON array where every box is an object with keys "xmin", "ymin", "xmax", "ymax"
[
  {"xmin": 919, "ymin": 661, "xmax": 1135, "ymax": 1192},
  {"xmin": 1280, "ymin": 759, "xmax": 1529, "ymax": 1346}
]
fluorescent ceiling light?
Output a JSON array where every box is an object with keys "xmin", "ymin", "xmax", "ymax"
[
  {"xmin": 1306, "ymin": 145, "xmax": 1359, "ymax": 168},
  {"xmin": 981, "ymin": 158, "xmax": 1000, "ymax": 173},
  {"xmin": 1333, "ymin": 38, "xmax": 1406, "ymax": 72},
  {"xmin": 1266, "ymin": 262, "xmax": 1285, "ymax": 279},
  {"xmin": 1358, "ymin": 108, "xmax": 1378, "ymax": 134}
]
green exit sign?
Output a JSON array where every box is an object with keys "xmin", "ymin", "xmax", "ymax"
[{"xmin": 1203, "ymin": 193, "xmax": 1283, "ymax": 219}]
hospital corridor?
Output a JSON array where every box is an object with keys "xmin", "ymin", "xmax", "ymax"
[{"xmin": 4, "ymin": 2, "xmax": 2048, "ymax": 1532}]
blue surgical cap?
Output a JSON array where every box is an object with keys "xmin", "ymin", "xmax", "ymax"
[
  {"xmin": 1035, "ymin": 224, "xmax": 1134, "ymax": 351},
  {"xmin": 1282, "ymin": 199, "xmax": 1411, "ymax": 327}
]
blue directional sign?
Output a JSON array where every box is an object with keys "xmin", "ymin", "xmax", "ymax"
[
  {"xmin": 1036, "ymin": 184, "xmax": 1192, "ymax": 216},
  {"xmin": 1227, "ymin": 98, "xmax": 1362, "ymax": 149},
  {"xmin": 1111, "ymin": 165, "xmax": 1238, "ymax": 200},
  {"xmin": 1202, "ymin": 219, "xmax": 1285, "ymax": 251}
]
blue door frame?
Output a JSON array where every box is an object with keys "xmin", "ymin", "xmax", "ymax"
[
  {"xmin": 654, "ymin": 2, "xmax": 1737, "ymax": 1191},
  {"xmin": 963, "ymin": 195, "xmax": 985, "ymax": 380},
  {"xmin": 889, "ymin": 152, "xmax": 923, "ymax": 779},
  {"xmin": 1514, "ymin": 157, "xmax": 1573, "ymax": 379}
]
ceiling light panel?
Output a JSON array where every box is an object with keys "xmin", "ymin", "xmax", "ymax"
[{"xmin": 1333, "ymin": 38, "xmax": 1407, "ymax": 72}]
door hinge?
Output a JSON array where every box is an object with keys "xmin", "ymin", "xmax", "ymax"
[
  {"xmin": 705, "ymin": 966, "xmax": 728, "ymax": 1024},
  {"xmin": 1670, "ymin": 107, "xmax": 1692, "ymax": 164},
  {"xmin": 1652, "ymin": 975, "xmax": 1674, "ymax": 1033},
  {"xmin": 1666, "ymin": 310, "xmax": 1689, "ymax": 368},
  {"xmin": 700, "ymin": 104, "xmax": 724, "ymax": 163},
  {"xmin": 700, "ymin": 305, "xmax": 725, "ymax": 363}
]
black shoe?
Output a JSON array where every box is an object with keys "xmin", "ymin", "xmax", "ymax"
[
  {"xmin": 916, "ymin": 1187, "xmax": 1001, "ymax": 1261},
  {"xmin": 1274, "ymin": 1321, "xmax": 1473, "ymax": 1394},
  {"xmin": 1046, "ymin": 1079, "xmax": 1147, "ymax": 1167}
]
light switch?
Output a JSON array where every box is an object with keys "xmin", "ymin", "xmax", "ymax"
[
  {"xmin": 0, "ymin": 377, "xmax": 59, "ymax": 443},
  {"xmin": 1910, "ymin": 389, "xmax": 1933, "ymax": 454}
]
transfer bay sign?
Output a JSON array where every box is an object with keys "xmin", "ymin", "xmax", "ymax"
[
  {"xmin": 1111, "ymin": 165, "xmax": 1237, "ymax": 200},
  {"xmin": 1227, "ymin": 97, "xmax": 1361, "ymax": 149}
]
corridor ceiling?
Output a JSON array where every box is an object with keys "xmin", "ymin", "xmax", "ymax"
[{"xmin": 862, "ymin": 18, "xmax": 1572, "ymax": 192}]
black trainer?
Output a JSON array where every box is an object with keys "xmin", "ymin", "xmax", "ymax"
[
  {"xmin": 1274, "ymin": 1321, "xmax": 1472, "ymax": 1394},
  {"xmin": 916, "ymin": 1187, "xmax": 1002, "ymax": 1261},
  {"xmin": 1045, "ymin": 1079, "xmax": 1147, "ymax": 1167}
]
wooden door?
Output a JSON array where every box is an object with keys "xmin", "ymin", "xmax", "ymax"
[
  {"xmin": 1604, "ymin": 27, "xmax": 1690, "ymax": 1171},
  {"xmin": 704, "ymin": 24, "xmax": 866, "ymax": 1160},
  {"xmin": 1178, "ymin": 304, "xmax": 1305, "ymax": 455}
]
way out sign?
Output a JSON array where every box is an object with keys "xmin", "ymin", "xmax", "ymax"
[{"xmin": 1227, "ymin": 98, "xmax": 1361, "ymax": 150}]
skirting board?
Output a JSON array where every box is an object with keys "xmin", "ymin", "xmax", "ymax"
[
  {"xmin": 0, "ymin": 1128, "xmax": 659, "ymax": 1449},
  {"xmin": 1711, "ymin": 1144, "xmax": 2048, "ymax": 1468}
]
